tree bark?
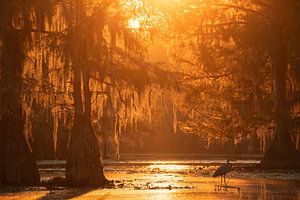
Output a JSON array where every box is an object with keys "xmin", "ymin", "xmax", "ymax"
[
  {"xmin": 66, "ymin": 114, "xmax": 107, "ymax": 186},
  {"xmin": 0, "ymin": 115, "xmax": 40, "ymax": 185},
  {"xmin": 56, "ymin": 118, "xmax": 71, "ymax": 160},
  {"xmin": 30, "ymin": 102, "xmax": 55, "ymax": 160},
  {"xmin": 66, "ymin": 67, "xmax": 107, "ymax": 186},
  {"xmin": 260, "ymin": 41, "xmax": 300, "ymax": 169},
  {"xmin": 0, "ymin": 28, "xmax": 40, "ymax": 185}
]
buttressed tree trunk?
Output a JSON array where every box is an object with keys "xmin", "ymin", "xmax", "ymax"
[
  {"xmin": 0, "ymin": 27, "xmax": 40, "ymax": 185},
  {"xmin": 66, "ymin": 66, "xmax": 107, "ymax": 186},
  {"xmin": 260, "ymin": 37, "xmax": 300, "ymax": 169}
]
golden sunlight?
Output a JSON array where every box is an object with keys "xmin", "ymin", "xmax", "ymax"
[
  {"xmin": 2, "ymin": 0, "xmax": 300, "ymax": 199},
  {"xmin": 149, "ymin": 164, "xmax": 189, "ymax": 172},
  {"xmin": 127, "ymin": 18, "xmax": 141, "ymax": 29}
]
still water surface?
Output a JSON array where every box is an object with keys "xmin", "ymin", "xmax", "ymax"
[{"xmin": 1, "ymin": 158, "xmax": 300, "ymax": 199}]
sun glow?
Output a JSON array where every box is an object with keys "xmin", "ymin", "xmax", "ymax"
[
  {"xmin": 128, "ymin": 18, "xmax": 141, "ymax": 29},
  {"xmin": 149, "ymin": 164, "xmax": 189, "ymax": 172}
]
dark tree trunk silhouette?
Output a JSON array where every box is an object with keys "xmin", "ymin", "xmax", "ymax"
[
  {"xmin": 0, "ymin": 28, "xmax": 40, "ymax": 185},
  {"xmin": 260, "ymin": 38, "xmax": 300, "ymax": 168},
  {"xmin": 56, "ymin": 118, "xmax": 71, "ymax": 160},
  {"xmin": 30, "ymin": 102, "xmax": 55, "ymax": 160},
  {"xmin": 66, "ymin": 66, "xmax": 107, "ymax": 186}
]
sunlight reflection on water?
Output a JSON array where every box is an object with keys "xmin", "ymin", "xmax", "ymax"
[
  {"xmin": 149, "ymin": 164, "xmax": 190, "ymax": 172},
  {"xmin": 2, "ymin": 159, "xmax": 300, "ymax": 200},
  {"xmin": 103, "ymin": 159, "xmax": 260, "ymax": 175}
]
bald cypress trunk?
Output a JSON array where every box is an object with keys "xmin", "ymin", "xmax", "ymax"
[
  {"xmin": 260, "ymin": 43, "xmax": 300, "ymax": 169},
  {"xmin": 0, "ymin": 28, "xmax": 40, "ymax": 185},
  {"xmin": 66, "ymin": 67, "xmax": 107, "ymax": 186}
]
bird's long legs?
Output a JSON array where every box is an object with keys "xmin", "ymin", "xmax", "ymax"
[{"xmin": 220, "ymin": 175, "xmax": 227, "ymax": 185}]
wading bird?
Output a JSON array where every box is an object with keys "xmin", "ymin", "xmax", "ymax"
[{"xmin": 213, "ymin": 159, "xmax": 235, "ymax": 185}]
